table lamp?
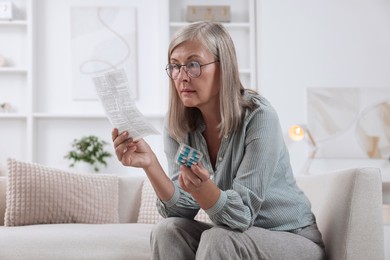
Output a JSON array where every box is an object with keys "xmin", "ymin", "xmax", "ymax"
[{"xmin": 288, "ymin": 124, "xmax": 317, "ymax": 174}]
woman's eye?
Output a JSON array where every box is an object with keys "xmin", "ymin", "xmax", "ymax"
[{"xmin": 188, "ymin": 61, "xmax": 199, "ymax": 68}]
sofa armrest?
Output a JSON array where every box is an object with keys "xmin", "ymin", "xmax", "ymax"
[
  {"xmin": 296, "ymin": 168, "xmax": 384, "ymax": 260},
  {"xmin": 0, "ymin": 176, "xmax": 6, "ymax": 226}
]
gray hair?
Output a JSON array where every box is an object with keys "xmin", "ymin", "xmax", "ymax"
[{"xmin": 167, "ymin": 21, "xmax": 255, "ymax": 141}]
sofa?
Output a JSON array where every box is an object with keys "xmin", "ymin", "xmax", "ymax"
[{"xmin": 0, "ymin": 159, "xmax": 385, "ymax": 260}]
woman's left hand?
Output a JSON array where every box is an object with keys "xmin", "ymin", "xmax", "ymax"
[{"xmin": 178, "ymin": 162, "xmax": 210, "ymax": 193}]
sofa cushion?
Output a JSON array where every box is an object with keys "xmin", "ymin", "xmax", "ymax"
[
  {"xmin": 137, "ymin": 178, "xmax": 211, "ymax": 224},
  {"xmin": 0, "ymin": 176, "xmax": 6, "ymax": 225},
  {"xmin": 137, "ymin": 178, "xmax": 163, "ymax": 224},
  {"xmin": 5, "ymin": 158, "xmax": 119, "ymax": 226},
  {"xmin": 0, "ymin": 223, "xmax": 153, "ymax": 260},
  {"xmin": 117, "ymin": 175, "xmax": 144, "ymax": 223}
]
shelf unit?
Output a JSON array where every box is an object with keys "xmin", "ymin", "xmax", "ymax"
[
  {"xmin": 0, "ymin": 0, "xmax": 33, "ymax": 176},
  {"xmin": 0, "ymin": 0, "xmax": 169, "ymax": 176},
  {"xmin": 0, "ymin": 68, "xmax": 28, "ymax": 73},
  {"xmin": 166, "ymin": 0, "xmax": 257, "ymax": 90}
]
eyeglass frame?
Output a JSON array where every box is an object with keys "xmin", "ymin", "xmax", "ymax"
[{"xmin": 165, "ymin": 60, "xmax": 219, "ymax": 80}]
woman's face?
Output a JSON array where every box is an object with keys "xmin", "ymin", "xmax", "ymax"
[{"xmin": 170, "ymin": 40, "xmax": 220, "ymax": 111}]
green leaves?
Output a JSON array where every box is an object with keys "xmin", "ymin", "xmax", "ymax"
[{"xmin": 64, "ymin": 135, "xmax": 112, "ymax": 173}]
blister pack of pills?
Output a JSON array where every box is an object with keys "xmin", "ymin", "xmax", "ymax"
[{"xmin": 175, "ymin": 143, "xmax": 203, "ymax": 167}]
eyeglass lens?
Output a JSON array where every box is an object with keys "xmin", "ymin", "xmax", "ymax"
[{"xmin": 166, "ymin": 61, "xmax": 201, "ymax": 79}]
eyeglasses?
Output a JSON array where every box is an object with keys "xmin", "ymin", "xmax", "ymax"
[{"xmin": 165, "ymin": 60, "xmax": 219, "ymax": 80}]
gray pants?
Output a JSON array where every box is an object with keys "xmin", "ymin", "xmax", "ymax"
[{"xmin": 150, "ymin": 217, "xmax": 326, "ymax": 260}]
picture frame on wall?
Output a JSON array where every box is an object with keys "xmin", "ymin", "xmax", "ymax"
[
  {"xmin": 70, "ymin": 6, "xmax": 138, "ymax": 100},
  {"xmin": 307, "ymin": 87, "xmax": 390, "ymax": 159}
]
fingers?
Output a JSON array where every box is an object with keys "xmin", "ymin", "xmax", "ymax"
[
  {"xmin": 179, "ymin": 171, "xmax": 200, "ymax": 192},
  {"xmin": 190, "ymin": 163, "xmax": 210, "ymax": 182},
  {"xmin": 112, "ymin": 129, "xmax": 134, "ymax": 163},
  {"xmin": 113, "ymin": 130, "xmax": 132, "ymax": 147},
  {"xmin": 178, "ymin": 173, "xmax": 185, "ymax": 188},
  {"xmin": 180, "ymin": 165, "xmax": 201, "ymax": 184},
  {"xmin": 111, "ymin": 128, "xmax": 119, "ymax": 142},
  {"xmin": 111, "ymin": 129, "xmax": 153, "ymax": 168},
  {"xmin": 120, "ymin": 145, "xmax": 136, "ymax": 165},
  {"xmin": 179, "ymin": 164, "xmax": 212, "ymax": 193}
]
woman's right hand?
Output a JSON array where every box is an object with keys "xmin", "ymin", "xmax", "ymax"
[{"xmin": 111, "ymin": 128, "xmax": 155, "ymax": 169}]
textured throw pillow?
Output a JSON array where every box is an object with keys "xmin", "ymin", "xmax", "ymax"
[
  {"xmin": 5, "ymin": 158, "xmax": 119, "ymax": 226},
  {"xmin": 137, "ymin": 178, "xmax": 163, "ymax": 224},
  {"xmin": 137, "ymin": 178, "xmax": 211, "ymax": 224}
]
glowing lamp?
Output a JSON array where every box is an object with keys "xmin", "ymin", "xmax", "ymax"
[
  {"xmin": 287, "ymin": 124, "xmax": 318, "ymax": 174},
  {"xmin": 288, "ymin": 125, "xmax": 305, "ymax": 142}
]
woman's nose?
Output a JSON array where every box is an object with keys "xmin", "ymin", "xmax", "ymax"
[{"xmin": 176, "ymin": 66, "xmax": 190, "ymax": 81}]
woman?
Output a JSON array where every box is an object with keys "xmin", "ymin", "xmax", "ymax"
[{"xmin": 112, "ymin": 21, "xmax": 325, "ymax": 260}]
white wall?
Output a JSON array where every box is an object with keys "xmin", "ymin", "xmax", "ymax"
[
  {"xmin": 32, "ymin": 0, "xmax": 168, "ymax": 175},
  {"xmin": 35, "ymin": 0, "xmax": 167, "ymax": 116},
  {"xmin": 258, "ymin": 0, "xmax": 390, "ymax": 172},
  {"xmin": 3, "ymin": 0, "xmax": 390, "ymax": 176}
]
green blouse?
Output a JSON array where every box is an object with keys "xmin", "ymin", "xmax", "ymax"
[{"xmin": 157, "ymin": 92, "xmax": 315, "ymax": 232}]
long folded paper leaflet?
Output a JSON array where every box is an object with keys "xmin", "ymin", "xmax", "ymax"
[{"xmin": 93, "ymin": 69, "xmax": 160, "ymax": 140}]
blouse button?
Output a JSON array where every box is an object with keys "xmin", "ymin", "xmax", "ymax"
[{"xmin": 218, "ymin": 157, "xmax": 223, "ymax": 161}]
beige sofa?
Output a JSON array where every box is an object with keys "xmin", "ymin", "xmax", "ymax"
[{"xmin": 0, "ymin": 167, "xmax": 385, "ymax": 260}]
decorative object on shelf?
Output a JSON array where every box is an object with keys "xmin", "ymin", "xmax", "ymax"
[
  {"xmin": 288, "ymin": 124, "xmax": 317, "ymax": 174},
  {"xmin": 0, "ymin": 2, "xmax": 13, "ymax": 20},
  {"xmin": 187, "ymin": 5, "xmax": 230, "ymax": 22},
  {"xmin": 0, "ymin": 54, "xmax": 6, "ymax": 67},
  {"xmin": 70, "ymin": 6, "xmax": 138, "ymax": 100},
  {"xmin": 64, "ymin": 135, "xmax": 112, "ymax": 173},
  {"xmin": 0, "ymin": 102, "xmax": 13, "ymax": 112}
]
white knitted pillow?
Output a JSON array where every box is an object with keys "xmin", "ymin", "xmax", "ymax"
[
  {"xmin": 137, "ymin": 179, "xmax": 211, "ymax": 224},
  {"xmin": 137, "ymin": 178, "xmax": 163, "ymax": 224},
  {"xmin": 5, "ymin": 158, "xmax": 119, "ymax": 226}
]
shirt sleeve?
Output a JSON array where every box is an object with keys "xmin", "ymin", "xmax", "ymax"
[
  {"xmin": 155, "ymin": 119, "xmax": 202, "ymax": 220},
  {"xmin": 206, "ymin": 103, "xmax": 285, "ymax": 231}
]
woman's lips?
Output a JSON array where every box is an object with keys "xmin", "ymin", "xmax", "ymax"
[{"xmin": 181, "ymin": 89, "xmax": 196, "ymax": 94}]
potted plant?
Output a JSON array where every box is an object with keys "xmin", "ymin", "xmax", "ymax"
[{"xmin": 64, "ymin": 135, "xmax": 112, "ymax": 173}]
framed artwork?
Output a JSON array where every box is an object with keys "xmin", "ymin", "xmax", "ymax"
[
  {"xmin": 70, "ymin": 6, "xmax": 138, "ymax": 100},
  {"xmin": 307, "ymin": 87, "xmax": 390, "ymax": 159}
]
